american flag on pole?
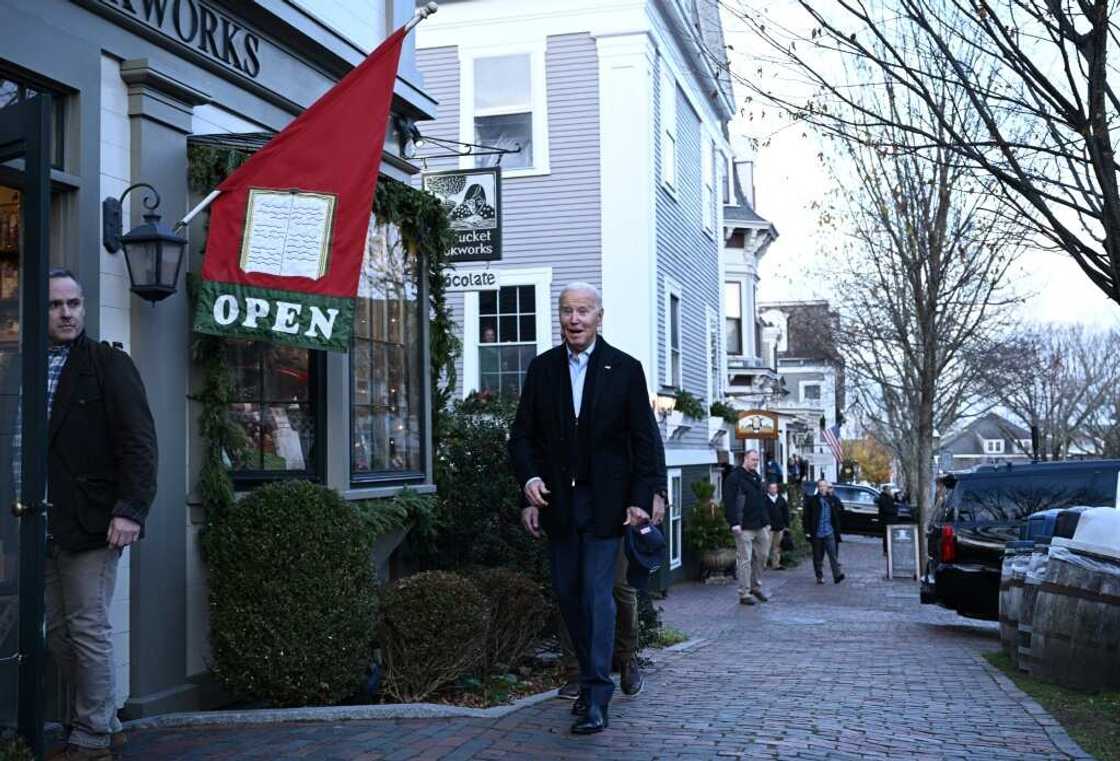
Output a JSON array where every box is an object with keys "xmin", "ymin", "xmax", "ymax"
[{"xmin": 822, "ymin": 423, "xmax": 844, "ymax": 463}]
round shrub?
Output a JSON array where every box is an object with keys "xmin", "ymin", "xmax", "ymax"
[
  {"xmin": 378, "ymin": 571, "xmax": 489, "ymax": 702},
  {"xmin": 204, "ymin": 480, "xmax": 377, "ymax": 707},
  {"xmin": 468, "ymin": 568, "xmax": 552, "ymax": 670}
]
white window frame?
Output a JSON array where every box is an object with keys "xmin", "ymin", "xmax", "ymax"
[
  {"xmin": 462, "ymin": 267, "xmax": 552, "ymax": 397},
  {"xmin": 705, "ymin": 305, "xmax": 718, "ymax": 404},
  {"xmin": 669, "ymin": 468, "xmax": 683, "ymax": 570},
  {"xmin": 984, "ymin": 438, "xmax": 1006, "ymax": 454},
  {"xmin": 701, "ymin": 132, "xmax": 715, "ymax": 233},
  {"xmin": 721, "ymin": 151, "xmax": 732, "ymax": 205},
  {"xmin": 800, "ymin": 381, "xmax": 823, "ymax": 403},
  {"xmin": 710, "ymin": 465, "xmax": 723, "ymax": 501},
  {"xmin": 459, "ymin": 42, "xmax": 550, "ymax": 178},
  {"xmin": 659, "ymin": 63, "xmax": 678, "ymax": 193},
  {"xmin": 663, "ymin": 276, "xmax": 684, "ymax": 388}
]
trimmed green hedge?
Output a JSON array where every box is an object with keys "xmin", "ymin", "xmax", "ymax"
[{"xmin": 204, "ymin": 480, "xmax": 378, "ymax": 707}]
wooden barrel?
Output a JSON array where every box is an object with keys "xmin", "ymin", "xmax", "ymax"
[
  {"xmin": 1016, "ymin": 548, "xmax": 1050, "ymax": 674},
  {"xmin": 1030, "ymin": 546, "xmax": 1120, "ymax": 691},
  {"xmin": 999, "ymin": 545, "xmax": 1032, "ymax": 664}
]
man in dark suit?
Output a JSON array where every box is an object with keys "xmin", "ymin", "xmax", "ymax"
[
  {"xmin": 509, "ymin": 282, "xmax": 663, "ymax": 735},
  {"xmin": 804, "ymin": 478, "xmax": 846, "ymax": 584},
  {"xmin": 38, "ymin": 269, "xmax": 157, "ymax": 759},
  {"xmin": 765, "ymin": 481, "xmax": 791, "ymax": 570}
]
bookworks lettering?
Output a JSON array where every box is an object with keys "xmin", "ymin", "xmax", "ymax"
[{"xmin": 99, "ymin": 0, "xmax": 263, "ymax": 78}]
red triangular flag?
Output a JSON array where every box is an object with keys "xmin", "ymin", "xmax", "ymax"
[{"xmin": 194, "ymin": 26, "xmax": 407, "ymax": 351}]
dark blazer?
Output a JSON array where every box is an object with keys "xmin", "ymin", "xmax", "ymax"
[
  {"xmin": 722, "ymin": 467, "xmax": 769, "ymax": 530},
  {"xmin": 804, "ymin": 493, "xmax": 844, "ymax": 543},
  {"xmin": 877, "ymin": 490, "xmax": 898, "ymax": 523},
  {"xmin": 508, "ymin": 337, "xmax": 664, "ymax": 539},
  {"xmin": 48, "ymin": 333, "xmax": 158, "ymax": 551},
  {"xmin": 766, "ymin": 494, "xmax": 790, "ymax": 531}
]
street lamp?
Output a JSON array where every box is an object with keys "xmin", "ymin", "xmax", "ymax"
[{"xmin": 102, "ymin": 183, "xmax": 188, "ymax": 303}]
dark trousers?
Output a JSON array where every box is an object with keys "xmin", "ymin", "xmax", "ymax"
[
  {"xmin": 549, "ymin": 485, "xmax": 620, "ymax": 706},
  {"xmin": 811, "ymin": 534, "xmax": 843, "ymax": 581}
]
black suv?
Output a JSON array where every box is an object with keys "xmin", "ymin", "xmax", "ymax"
[
  {"xmin": 832, "ymin": 484, "xmax": 916, "ymax": 535},
  {"xmin": 920, "ymin": 459, "xmax": 1120, "ymax": 620}
]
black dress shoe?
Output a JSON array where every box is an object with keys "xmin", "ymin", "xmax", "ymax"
[
  {"xmin": 620, "ymin": 656, "xmax": 644, "ymax": 697},
  {"xmin": 571, "ymin": 693, "xmax": 588, "ymax": 716},
  {"xmin": 571, "ymin": 702, "xmax": 609, "ymax": 734},
  {"xmin": 834, "ymin": 573, "xmax": 846, "ymax": 584}
]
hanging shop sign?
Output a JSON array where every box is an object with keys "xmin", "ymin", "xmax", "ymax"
[
  {"xmin": 736, "ymin": 409, "xmax": 780, "ymax": 440},
  {"xmin": 192, "ymin": 27, "xmax": 407, "ymax": 352},
  {"xmin": 422, "ymin": 167, "xmax": 502, "ymax": 263},
  {"xmin": 443, "ymin": 267, "xmax": 500, "ymax": 293}
]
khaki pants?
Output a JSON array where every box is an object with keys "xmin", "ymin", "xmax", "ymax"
[
  {"xmin": 45, "ymin": 544, "xmax": 123, "ymax": 750},
  {"xmin": 734, "ymin": 528, "xmax": 771, "ymax": 599},
  {"xmin": 768, "ymin": 528, "xmax": 786, "ymax": 568}
]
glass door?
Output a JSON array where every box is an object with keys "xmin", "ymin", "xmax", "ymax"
[{"xmin": 0, "ymin": 94, "xmax": 53, "ymax": 759}]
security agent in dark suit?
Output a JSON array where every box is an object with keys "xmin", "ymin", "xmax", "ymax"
[{"xmin": 509, "ymin": 283, "xmax": 663, "ymax": 735}]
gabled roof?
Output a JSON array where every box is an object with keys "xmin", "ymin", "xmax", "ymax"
[
  {"xmin": 693, "ymin": 0, "xmax": 735, "ymax": 110},
  {"xmin": 939, "ymin": 412, "xmax": 1030, "ymax": 452}
]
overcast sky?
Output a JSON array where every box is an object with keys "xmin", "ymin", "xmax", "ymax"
[{"xmin": 720, "ymin": 3, "xmax": 1120, "ymax": 329}]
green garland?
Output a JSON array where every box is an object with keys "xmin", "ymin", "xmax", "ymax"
[{"xmin": 185, "ymin": 143, "xmax": 460, "ymax": 520}]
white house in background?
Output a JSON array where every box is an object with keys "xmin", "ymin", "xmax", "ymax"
[
  {"xmin": 415, "ymin": 0, "xmax": 738, "ymax": 586},
  {"xmin": 757, "ymin": 300, "xmax": 846, "ymax": 483}
]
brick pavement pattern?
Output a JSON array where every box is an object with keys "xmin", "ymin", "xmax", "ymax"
[{"xmin": 120, "ymin": 536, "xmax": 1091, "ymax": 760}]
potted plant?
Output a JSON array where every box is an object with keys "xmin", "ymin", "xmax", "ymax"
[{"xmin": 682, "ymin": 479, "xmax": 736, "ymax": 581}]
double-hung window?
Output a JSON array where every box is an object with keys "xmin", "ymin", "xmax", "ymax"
[
  {"xmin": 670, "ymin": 293, "xmax": 682, "ymax": 387},
  {"xmin": 669, "ymin": 469, "xmax": 683, "ymax": 569},
  {"xmin": 725, "ymin": 281, "xmax": 743, "ymax": 356},
  {"xmin": 464, "ymin": 49, "xmax": 548, "ymax": 174},
  {"xmin": 660, "ymin": 65, "xmax": 677, "ymax": 190},
  {"xmin": 479, "ymin": 285, "xmax": 538, "ymax": 396}
]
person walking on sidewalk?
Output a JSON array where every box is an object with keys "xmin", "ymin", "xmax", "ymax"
[
  {"xmin": 877, "ymin": 487, "xmax": 898, "ymax": 555},
  {"xmin": 723, "ymin": 449, "xmax": 771, "ymax": 605},
  {"xmin": 805, "ymin": 478, "xmax": 846, "ymax": 584},
  {"xmin": 765, "ymin": 481, "xmax": 790, "ymax": 570},
  {"xmin": 510, "ymin": 283, "xmax": 663, "ymax": 736},
  {"xmin": 37, "ymin": 270, "xmax": 158, "ymax": 760}
]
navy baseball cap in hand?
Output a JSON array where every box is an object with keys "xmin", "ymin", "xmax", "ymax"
[{"xmin": 625, "ymin": 522, "xmax": 665, "ymax": 590}]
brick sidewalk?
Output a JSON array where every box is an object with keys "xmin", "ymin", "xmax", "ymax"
[{"xmin": 119, "ymin": 537, "xmax": 1090, "ymax": 760}]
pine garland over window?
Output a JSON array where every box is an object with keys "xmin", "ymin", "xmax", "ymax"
[{"xmin": 186, "ymin": 143, "xmax": 460, "ymax": 519}]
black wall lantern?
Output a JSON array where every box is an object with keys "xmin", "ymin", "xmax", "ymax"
[{"xmin": 102, "ymin": 183, "xmax": 188, "ymax": 302}]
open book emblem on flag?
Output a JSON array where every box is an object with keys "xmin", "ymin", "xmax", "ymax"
[{"xmin": 239, "ymin": 188, "xmax": 337, "ymax": 280}]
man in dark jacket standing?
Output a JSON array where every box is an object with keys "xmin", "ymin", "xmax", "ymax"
[
  {"xmin": 765, "ymin": 481, "xmax": 791, "ymax": 570},
  {"xmin": 723, "ymin": 449, "xmax": 771, "ymax": 604},
  {"xmin": 877, "ymin": 488, "xmax": 898, "ymax": 555},
  {"xmin": 804, "ymin": 478, "xmax": 845, "ymax": 584},
  {"xmin": 41, "ymin": 270, "xmax": 157, "ymax": 759},
  {"xmin": 509, "ymin": 283, "xmax": 663, "ymax": 735}
]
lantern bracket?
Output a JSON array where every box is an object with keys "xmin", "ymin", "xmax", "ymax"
[{"xmin": 102, "ymin": 182, "xmax": 162, "ymax": 254}]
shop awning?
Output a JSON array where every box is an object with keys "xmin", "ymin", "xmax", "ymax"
[{"xmin": 187, "ymin": 132, "xmax": 276, "ymax": 153}]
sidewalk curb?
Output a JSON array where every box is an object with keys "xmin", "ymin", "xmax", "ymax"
[
  {"xmin": 122, "ymin": 640, "xmax": 714, "ymax": 732},
  {"xmin": 120, "ymin": 686, "xmax": 560, "ymax": 730},
  {"xmin": 976, "ymin": 653, "xmax": 1095, "ymax": 760}
]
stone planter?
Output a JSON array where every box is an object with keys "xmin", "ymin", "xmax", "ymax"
[{"xmin": 701, "ymin": 547, "xmax": 737, "ymax": 583}]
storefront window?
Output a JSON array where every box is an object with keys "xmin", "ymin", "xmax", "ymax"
[
  {"xmin": 0, "ymin": 75, "xmax": 66, "ymax": 169},
  {"xmin": 479, "ymin": 285, "xmax": 536, "ymax": 396},
  {"xmin": 226, "ymin": 341, "xmax": 321, "ymax": 477},
  {"xmin": 351, "ymin": 221, "xmax": 423, "ymax": 479}
]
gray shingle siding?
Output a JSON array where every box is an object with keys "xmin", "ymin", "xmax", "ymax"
[
  {"xmin": 415, "ymin": 34, "xmax": 602, "ymax": 397},
  {"xmin": 654, "ymin": 57, "xmax": 721, "ymax": 450}
]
